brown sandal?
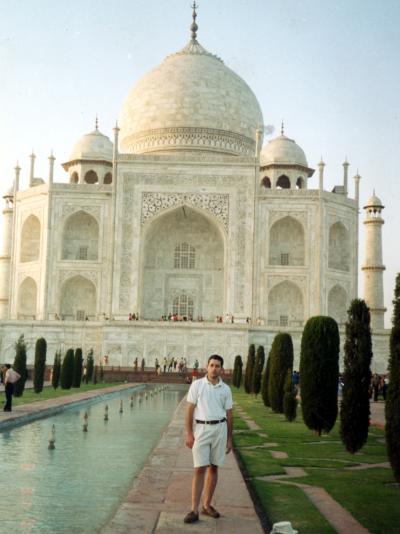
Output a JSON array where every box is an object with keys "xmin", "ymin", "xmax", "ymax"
[
  {"xmin": 201, "ymin": 505, "xmax": 220, "ymax": 518},
  {"xmin": 184, "ymin": 510, "xmax": 199, "ymax": 523}
]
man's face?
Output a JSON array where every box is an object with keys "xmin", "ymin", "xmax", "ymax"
[{"xmin": 206, "ymin": 358, "xmax": 222, "ymax": 380}]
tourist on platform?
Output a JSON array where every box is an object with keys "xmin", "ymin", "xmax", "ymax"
[
  {"xmin": 3, "ymin": 364, "xmax": 21, "ymax": 412},
  {"xmin": 184, "ymin": 354, "xmax": 233, "ymax": 524},
  {"xmin": 173, "ymin": 358, "xmax": 178, "ymax": 372},
  {"xmin": 163, "ymin": 357, "xmax": 168, "ymax": 373},
  {"xmin": 372, "ymin": 373, "xmax": 380, "ymax": 401}
]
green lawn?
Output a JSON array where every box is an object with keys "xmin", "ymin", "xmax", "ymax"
[
  {"xmin": 8, "ymin": 382, "xmax": 124, "ymax": 407},
  {"xmin": 232, "ymin": 388, "xmax": 400, "ymax": 534}
]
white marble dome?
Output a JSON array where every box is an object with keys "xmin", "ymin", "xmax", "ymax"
[
  {"xmin": 261, "ymin": 134, "xmax": 308, "ymax": 167},
  {"xmin": 68, "ymin": 128, "xmax": 113, "ymax": 162},
  {"xmin": 119, "ymin": 40, "xmax": 263, "ymax": 156},
  {"xmin": 364, "ymin": 194, "xmax": 384, "ymax": 208}
]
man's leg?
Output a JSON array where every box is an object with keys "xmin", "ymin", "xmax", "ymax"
[
  {"xmin": 191, "ymin": 466, "xmax": 207, "ymax": 512},
  {"xmin": 4, "ymin": 384, "xmax": 12, "ymax": 411},
  {"xmin": 203, "ymin": 464, "xmax": 218, "ymax": 508}
]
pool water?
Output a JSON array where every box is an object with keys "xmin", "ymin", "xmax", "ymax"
[{"xmin": 0, "ymin": 386, "xmax": 185, "ymax": 533}]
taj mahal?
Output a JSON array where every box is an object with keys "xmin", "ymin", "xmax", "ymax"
[{"xmin": 0, "ymin": 6, "xmax": 389, "ymax": 371}]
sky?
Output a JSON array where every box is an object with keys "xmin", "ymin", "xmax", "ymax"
[{"xmin": 0, "ymin": 0, "xmax": 399, "ymax": 325}]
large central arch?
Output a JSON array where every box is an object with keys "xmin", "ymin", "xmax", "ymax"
[{"xmin": 139, "ymin": 205, "xmax": 226, "ymax": 320}]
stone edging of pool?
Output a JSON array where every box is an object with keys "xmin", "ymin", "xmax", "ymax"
[{"xmin": 0, "ymin": 384, "xmax": 147, "ymax": 431}]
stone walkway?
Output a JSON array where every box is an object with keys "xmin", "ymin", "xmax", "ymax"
[{"xmin": 101, "ymin": 396, "xmax": 264, "ymax": 533}]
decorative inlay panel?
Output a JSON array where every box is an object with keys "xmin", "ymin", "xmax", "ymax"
[
  {"xmin": 268, "ymin": 210, "xmax": 308, "ymax": 228},
  {"xmin": 267, "ymin": 275, "xmax": 307, "ymax": 293},
  {"xmin": 141, "ymin": 192, "xmax": 229, "ymax": 232},
  {"xmin": 62, "ymin": 204, "xmax": 101, "ymax": 220},
  {"xmin": 59, "ymin": 270, "xmax": 98, "ymax": 287}
]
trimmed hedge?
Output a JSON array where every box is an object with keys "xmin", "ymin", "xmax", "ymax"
[
  {"xmin": 13, "ymin": 335, "xmax": 28, "ymax": 397},
  {"xmin": 252, "ymin": 345, "xmax": 265, "ymax": 397},
  {"xmin": 60, "ymin": 349, "xmax": 75, "ymax": 389},
  {"xmin": 340, "ymin": 299, "xmax": 372, "ymax": 453},
  {"xmin": 261, "ymin": 354, "xmax": 271, "ymax": 407},
  {"xmin": 52, "ymin": 351, "xmax": 61, "ymax": 389},
  {"xmin": 33, "ymin": 338, "xmax": 47, "ymax": 393},
  {"xmin": 73, "ymin": 348, "xmax": 83, "ymax": 388},
  {"xmin": 232, "ymin": 355, "xmax": 243, "ymax": 388},
  {"xmin": 386, "ymin": 273, "xmax": 400, "ymax": 482},
  {"xmin": 244, "ymin": 344, "xmax": 256, "ymax": 394},
  {"xmin": 283, "ymin": 369, "xmax": 297, "ymax": 422},
  {"xmin": 268, "ymin": 333, "xmax": 294, "ymax": 413},
  {"xmin": 300, "ymin": 316, "xmax": 339, "ymax": 435}
]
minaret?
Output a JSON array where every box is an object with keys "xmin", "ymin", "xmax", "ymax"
[
  {"xmin": 0, "ymin": 165, "xmax": 19, "ymax": 318},
  {"xmin": 362, "ymin": 192, "xmax": 386, "ymax": 329}
]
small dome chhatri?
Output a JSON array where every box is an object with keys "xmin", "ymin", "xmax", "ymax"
[
  {"xmin": 260, "ymin": 133, "xmax": 308, "ymax": 168},
  {"xmin": 67, "ymin": 124, "xmax": 113, "ymax": 163}
]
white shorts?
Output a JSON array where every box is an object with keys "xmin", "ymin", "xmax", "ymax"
[{"xmin": 192, "ymin": 421, "xmax": 228, "ymax": 468}]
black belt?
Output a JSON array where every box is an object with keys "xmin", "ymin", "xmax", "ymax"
[{"xmin": 195, "ymin": 418, "xmax": 227, "ymax": 425}]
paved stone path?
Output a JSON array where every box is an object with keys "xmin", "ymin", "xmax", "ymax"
[
  {"xmin": 369, "ymin": 401, "xmax": 385, "ymax": 428},
  {"xmin": 102, "ymin": 396, "xmax": 264, "ymax": 533}
]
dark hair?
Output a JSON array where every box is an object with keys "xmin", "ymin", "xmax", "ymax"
[
  {"xmin": 4, "ymin": 364, "xmax": 11, "ymax": 369},
  {"xmin": 208, "ymin": 354, "xmax": 224, "ymax": 367}
]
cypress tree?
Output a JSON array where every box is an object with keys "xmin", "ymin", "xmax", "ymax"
[
  {"xmin": 52, "ymin": 351, "xmax": 61, "ymax": 389},
  {"xmin": 244, "ymin": 344, "xmax": 256, "ymax": 394},
  {"xmin": 93, "ymin": 365, "xmax": 98, "ymax": 385},
  {"xmin": 86, "ymin": 351, "xmax": 94, "ymax": 383},
  {"xmin": 252, "ymin": 346, "xmax": 265, "ymax": 397},
  {"xmin": 232, "ymin": 355, "xmax": 243, "ymax": 388},
  {"xmin": 261, "ymin": 354, "xmax": 271, "ymax": 407},
  {"xmin": 385, "ymin": 273, "xmax": 400, "ymax": 482},
  {"xmin": 73, "ymin": 348, "xmax": 83, "ymax": 388},
  {"xmin": 60, "ymin": 349, "xmax": 74, "ymax": 389},
  {"xmin": 268, "ymin": 333, "xmax": 294, "ymax": 413},
  {"xmin": 340, "ymin": 299, "xmax": 372, "ymax": 453},
  {"xmin": 141, "ymin": 358, "xmax": 145, "ymax": 371},
  {"xmin": 33, "ymin": 337, "xmax": 47, "ymax": 393},
  {"xmin": 300, "ymin": 316, "xmax": 340, "ymax": 435},
  {"xmin": 99, "ymin": 364, "xmax": 104, "ymax": 383},
  {"xmin": 13, "ymin": 335, "xmax": 28, "ymax": 397},
  {"xmin": 283, "ymin": 369, "xmax": 298, "ymax": 422}
]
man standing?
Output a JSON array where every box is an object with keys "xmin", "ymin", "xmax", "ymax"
[
  {"xmin": 3, "ymin": 364, "xmax": 21, "ymax": 412},
  {"xmin": 184, "ymin": 354, "xmax": 233, "ymax": 524}
]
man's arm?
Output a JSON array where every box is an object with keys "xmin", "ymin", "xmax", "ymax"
[
  {"xmin": 185, "ymin": 402, "xmax": 196, "ymax": 449},
  {"xmin": 226, "ymin": 408, "xmax": 233, "ymax": 453}
]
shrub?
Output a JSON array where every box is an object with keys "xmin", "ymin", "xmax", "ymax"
[
  {"xmin": 283, "ymin": 369, "xmax": 297, "ymax": 422},
  {"xmin": 13, "ymin": 335, "xmax": 28, "ymax": 397},
  {"xmin": 60, "ymin": 349, "xmax": 75, "ymax": 389},
  {"xmin": 244, "ymin": 344, "xmax": 256, "ymax": 394},
  {"xmin": 252, "ymin": 346, "xmax": 265, "ymax": 397},
  {"xmin": 300, "ymin": 316, "xmax": 340, "ymax": 435},
  {"xmin": 86, "ymin": 351, "xmax": 94, "ymax": 383},
  {"xmin": 93, "ymin": 365, "xmax": 98, "ymax": 385},
  {"xmin": 268, "ymin": 333, "xmax": 294, "ymax": 413},
  {"xmin": 386, "ymin": 273, "xmax": 400, "ymax": 482},
  {"xmin": 340, "ymin": 299, "xmax": 372, "ymax": 453},
  {"xmin": 261, "ymin": 354, "xmax": 271, "ymax": 407},
  {"xmin": 232, "ymin": 355, "xmax": 243, "ymax": 388},
  {"xmin": 52, "ymin": 351, "xmax": 61, "ymax": 389},
  {"xmin": 33, "ymin": 337, "xmax": 47, "ymax": 393},
  {"xmin": 73, "ymin": 348, "xmax": 83, "ymax": 388},
  {"xmin": 141, "ymin": 358, "xmax": 145, "ymax": 372}
]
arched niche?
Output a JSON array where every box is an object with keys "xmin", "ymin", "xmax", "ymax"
[
  {"xmin": 276, "ymin": 175, "xmax": 291, "ymax": 189},
  {"xmin": 261, "ymin": 176, "xmax": 271, "ymax": 188},
  {"xmin": 104, "ymin": 172, "xmax": 112, "ymax": 184},
  {"xmin": 62, "ymin": 211, "xmax": 99, "ymax": 261},
  {"xmin": 328, "ymin": 222, "xmax": 350, "ymax": 271},
  {"xmin": 60, "ymin": 275, "xmax": 96, "ymax": 320},
  {"xmin": 84, "ymin": 170, "xmax": 99, "ymax": 184},
  {"xmin": 140, "ymin": 205, "xmax": 225, "ymax": 320},
  {"xmin": 296, "ymin": 176, "xmax": 305, "ymax": 189},
  {"xmin": 20, "ymin": 215, "xmax": 41, "ymax": 262},
  {"xmin": 328, "ymin": 285, "xmax": 348, "ymax": 325},
  {"xmin": 70, "ymin": 172, "xmax": 79, "ymax": 184},
  {"xmin": 18, "ymin": 277, "xmax": 37, "ymax": 318},
  {"xmin": 268, "ymin": 281, "xmax": 304, "ymax": 327},
  {"xmin": 269, "ymin": 216, "xmax": 305, "ymax": 266}
]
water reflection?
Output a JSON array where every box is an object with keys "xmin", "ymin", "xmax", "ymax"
[{"xmin": 0, "ymin": 387, "xmax": 185, "ymax": 533}]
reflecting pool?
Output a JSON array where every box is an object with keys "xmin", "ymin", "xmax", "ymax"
[{"xmin": 0, "ymin": 386, "xmax": 186, "ymax": 533}]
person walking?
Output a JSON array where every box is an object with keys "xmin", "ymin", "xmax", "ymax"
[
  {"xmin": 3, "ymin": 364, "xmax": 21, "ymax": 412},
  {"xmin": 184, "ymin": 354, "xmax": 233, "ymax": 524}
]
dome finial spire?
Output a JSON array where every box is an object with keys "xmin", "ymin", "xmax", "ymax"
[
  {"xmin": 95, "ymin": 115, "xmax": 99, "ymax": 131},
  {"xmin": 281, "ymin": 120, "xmax": 285, "ymax": 136},
  {"xmin": 190, "ymin": 2, "xmax": 199, "ymax": 43}
]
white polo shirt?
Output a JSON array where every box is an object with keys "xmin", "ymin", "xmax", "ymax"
[{"xmin": 187, "ymin": 376, "xmax": 233, "ymax": 420}]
